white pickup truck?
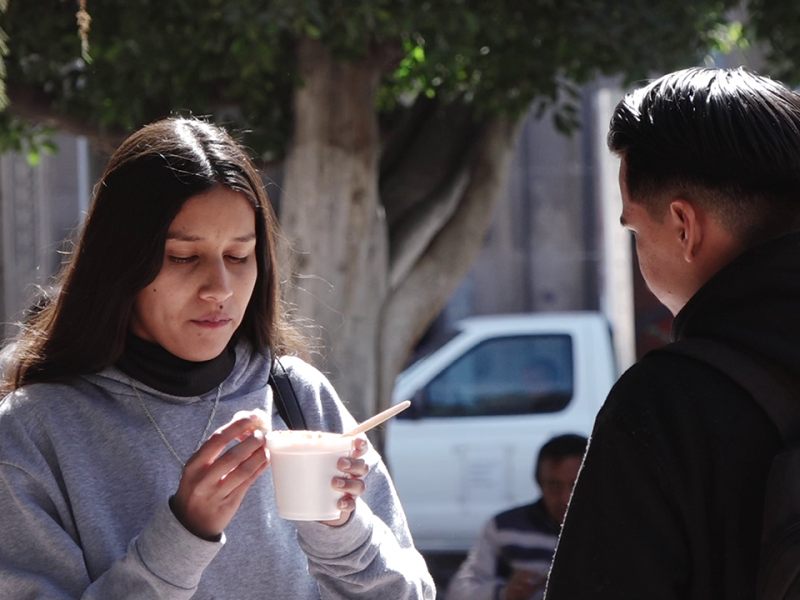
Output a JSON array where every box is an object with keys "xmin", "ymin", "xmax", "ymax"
[{"xmin": 384, "ymin": 312, "xmax": 617, "ymax": 557}]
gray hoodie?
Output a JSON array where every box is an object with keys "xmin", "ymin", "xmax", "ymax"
[{"xmin": 0, "ymin": 344, "xmax": 435, "ymax": 599}]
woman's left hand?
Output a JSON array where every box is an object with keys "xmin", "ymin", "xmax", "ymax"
[{"xmin": 319, "ymin": 435, "xmax": 370, "ymax": 527}]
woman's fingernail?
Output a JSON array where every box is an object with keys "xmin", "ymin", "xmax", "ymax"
[
  {"xmin": 340, "ymin": 458, "xmax": 352, "ymax": 470},
  {"xmin": 335, "ymin": 478, "xmax": 346, "ymax": 488}
]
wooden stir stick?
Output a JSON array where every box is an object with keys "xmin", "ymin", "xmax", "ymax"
[{"xmin": 343, "ymin": 401, "xmax": 412, "ymax": 437}]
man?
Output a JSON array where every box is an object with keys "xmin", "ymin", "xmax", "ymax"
[
  {"xmin": 545, "ymin": 67, "xmax": 800, "ymax": 599},
  {"xmin": 447, "ymin": 434, "xmax": 587, "ymax": 600}
]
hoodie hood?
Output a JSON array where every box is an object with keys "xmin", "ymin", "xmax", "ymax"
[{"xmin": 672, "ymin": 230, "xmax": 800, "ymax": 379}]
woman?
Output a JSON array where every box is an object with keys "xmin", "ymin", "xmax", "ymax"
[{"xmin": 0, "ymin": 118, "xmax": 435, "ymax": 599}]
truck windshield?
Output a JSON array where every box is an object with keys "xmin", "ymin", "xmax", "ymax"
[{"xmin": 423, "ymin": 334, "xmax": 574, "ymax": 417}]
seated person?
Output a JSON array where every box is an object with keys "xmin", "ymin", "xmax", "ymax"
[{"xmin": 446, "ymin": 434, "xmax": 587, "ymax": 600}]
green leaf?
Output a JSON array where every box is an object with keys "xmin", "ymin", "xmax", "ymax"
[
  {"xmin": 305, "ymin": 24, "xmax": 322, "ymax": 39},
  {"xmin": 26, "ymin": 148, "xmax": 40, "ymax": 166},
  {"xmin": 0, "ymin": 0, "xmax": 761, "ymax": 155}
]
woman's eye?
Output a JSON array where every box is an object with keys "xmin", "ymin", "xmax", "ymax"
[
  {"xmin": 227, "ymin": 255, "xmax": 249, "ymax": 264},
  {"xmin": 169, "ymin": 256, "xmax": 197, "ymax": 264}
]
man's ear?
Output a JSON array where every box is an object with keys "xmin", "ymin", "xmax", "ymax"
[{"xmin": 669, "ymin": 199, "xmax": 700, "ymax": 262}]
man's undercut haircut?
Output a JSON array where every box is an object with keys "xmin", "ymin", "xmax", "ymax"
[{"xmin": 608, "ymin": 67, "xmax": 800, "ymax": 246}]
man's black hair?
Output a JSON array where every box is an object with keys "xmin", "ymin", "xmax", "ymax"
[
  {"xmin": 535, "ymin": 433, "xmax": 588, "ymax": 483},
  {"xmin": 608, "ymin": 67, "xmax": 800, "ymax": 245}
]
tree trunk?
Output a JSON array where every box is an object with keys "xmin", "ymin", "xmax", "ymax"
[
  {"xmin": 281, "ymin": 38, "xmax": 386, "ymax": 422},
  {"xmin": 281, "ymin": 38, "xmax": 522, "ymax": 431}
]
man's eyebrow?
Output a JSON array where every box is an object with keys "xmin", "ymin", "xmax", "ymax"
[{"xmin": 166, "ymin": 232, "xmax": 257, "ymax": 243}]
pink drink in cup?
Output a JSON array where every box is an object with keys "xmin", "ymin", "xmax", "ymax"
[{"xmin": 266, "ymin": 430, "xmax": 354, "ymax": 521}]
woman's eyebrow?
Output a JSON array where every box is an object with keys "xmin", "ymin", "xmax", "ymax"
[{"xmin": 166, "ymin": 232, "xmax": 257, "ymax": 243}]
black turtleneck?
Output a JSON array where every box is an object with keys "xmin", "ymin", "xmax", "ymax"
[{"xmin": 116, "ymin": 335, "xmax": 236, "ymax": 397}]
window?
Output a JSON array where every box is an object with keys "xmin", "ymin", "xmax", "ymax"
[{"xmin": 421, "ymin": 335, "xmax": 573, "ymax": 418}]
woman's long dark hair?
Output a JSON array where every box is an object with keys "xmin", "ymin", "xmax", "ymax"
[{"xmin": 3, "ymin": 117, "xmax": 304, "ymax": 393}]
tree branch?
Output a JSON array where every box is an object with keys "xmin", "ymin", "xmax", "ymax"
[
  {"xmin": 377, "ymin": 114, "xmax": 522, "ymax": 409},
  {"xmin": 388, "ymin": 164, "xmax": 471, "ymax": 289},
  {"xmin": 380, "ymin": 98, "xmax": 477, "ymax": 229}
]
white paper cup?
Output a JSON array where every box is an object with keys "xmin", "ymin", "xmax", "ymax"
[{"xmin": 266, "ymin": 430, "xmax": 354, "ymax": 521}]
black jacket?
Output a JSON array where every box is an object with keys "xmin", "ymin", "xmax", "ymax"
[{"xmin": 545, "ymin": 232, "xmax": 800, "ymax": 599}]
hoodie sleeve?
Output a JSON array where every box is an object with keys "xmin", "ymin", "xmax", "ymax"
[
  {"xmin": 0, "ymin": 401, "xmax": 222, "ymax": 599},
  {"xmin": 88, "ymin": 500, "xmax": 223, "ymax": 598},
  {"xmin": 0, "ymin": 460, "xmax": 222, "ymax": 599},
  {"xmin": 294, "ymin": 460, "xmax": 435, "ymax": 600},
  {"xmin": 282, "ymin": 357, "xmax": 436, "ymax": 600}
]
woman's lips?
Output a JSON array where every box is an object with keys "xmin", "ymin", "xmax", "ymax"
[{"xmin": 192, "ymin": 316, "xmax": 233, "ymax": 328}]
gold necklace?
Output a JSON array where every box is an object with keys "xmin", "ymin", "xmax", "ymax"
[{"xmin": 129, "ymin": 378, "xmax": 222, "ymax": 467}]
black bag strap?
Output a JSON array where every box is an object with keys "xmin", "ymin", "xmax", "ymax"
[
  {"xmin": 658, "ymin": 339, "xmax": 800, "ymax": 600},
  {"xmin": 269, "ymin": 358, "xmax": 307, "ymax": 430},
  {"xmin": 656, "ymin": 339, "xmax": 800, "ymax": 445}
]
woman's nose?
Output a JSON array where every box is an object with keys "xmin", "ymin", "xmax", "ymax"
[{"xmin": 199, "ymin": 259, "xmax": 233, "ymax": 302}]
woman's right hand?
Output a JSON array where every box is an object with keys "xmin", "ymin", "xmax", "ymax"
[{"xmin": 171, "ymin": 412, "xmax": 269, "ymax": 540}]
